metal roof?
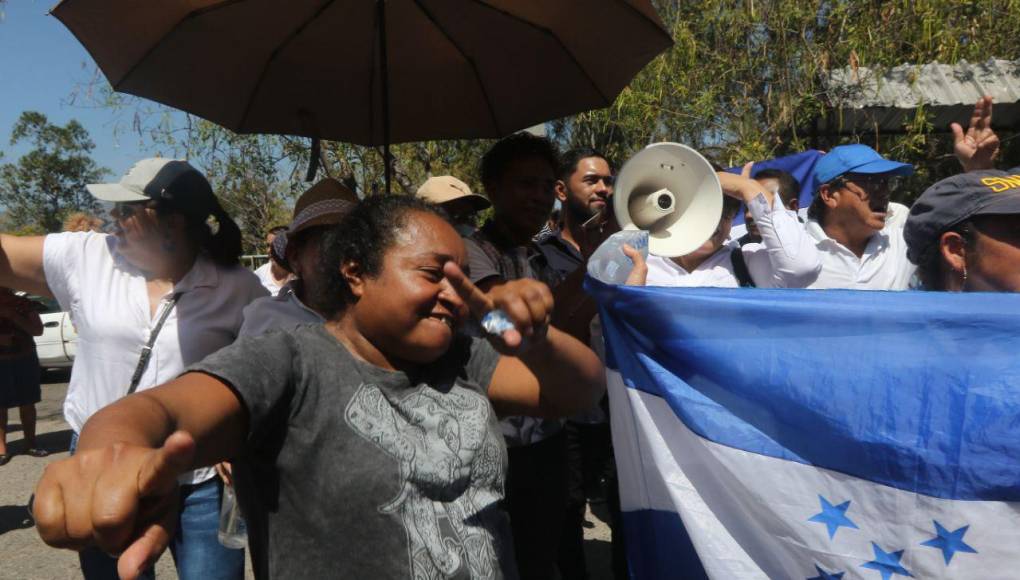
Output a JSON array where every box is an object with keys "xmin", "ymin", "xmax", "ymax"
[{"xmin": 819, "ymin": 59, "xmax": 1020, "ymax": 134}]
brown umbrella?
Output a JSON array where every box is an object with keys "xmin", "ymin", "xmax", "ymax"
[{"xmin": 52, "ymin": 0, "xmax": 672, "ymax": 190}]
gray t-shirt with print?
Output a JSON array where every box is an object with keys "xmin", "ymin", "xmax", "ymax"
[{"xmin": 189, "ymin": 324, "xmax": 516, "ymax": 580}]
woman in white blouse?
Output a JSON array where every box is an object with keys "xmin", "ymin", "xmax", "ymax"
[{"xmin": 0, "ymin": 158, "xmax": 265, "ymax": 580}]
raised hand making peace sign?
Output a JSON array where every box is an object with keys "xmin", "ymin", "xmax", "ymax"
[{"xmin": 952, "ymin": 96, "xmax": 1000, "ymax": 172}]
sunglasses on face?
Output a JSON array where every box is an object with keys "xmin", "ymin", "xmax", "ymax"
[
  {"xmin": 834, "ymin": 175, "xmax": 893, "ymax": 194},
  {"xmin": 112, "ymin": 201, "xmax": 152, "ymax": 219}
]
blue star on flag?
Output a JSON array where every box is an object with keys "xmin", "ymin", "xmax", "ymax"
[
  {"xmin": 808, "ymin": 495, "xmax": 859, "ymax": 539},
  {"xmin": 861, "ymin": 542, "xmax": 913, "ymax": 580},
  {"xmin": 921, "ymin": 521, "xmax": 977, "ymax": 565},
  {"xmin": 807, "ymin": 564, "xmax": 845, "ymax": 580}
]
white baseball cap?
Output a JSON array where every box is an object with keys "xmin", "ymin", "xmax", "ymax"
[{"xmin": 87, "ymin": 158, "xmax": 213, "ymax": 208}]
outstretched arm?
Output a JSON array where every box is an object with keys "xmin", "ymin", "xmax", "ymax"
[
  {"xmin": 72, "ymin": 372, "xmax": 247, "ymax": 463},
  {"xmin": 0, "ymin": 234, "xmax": 51, "ymax": 297},
  {"xmin": 34, "ymin": 373, "xmax": 247, "ymax": 579}
]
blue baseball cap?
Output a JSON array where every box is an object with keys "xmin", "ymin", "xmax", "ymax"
[{"xmin": 813, "ymin": 144, "xmax": 914, "ymax": 186}]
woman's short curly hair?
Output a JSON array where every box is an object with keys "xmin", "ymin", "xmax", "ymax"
[{"xmin": 315, "ymin": 195, "xmax": 451, "ymax": 316}]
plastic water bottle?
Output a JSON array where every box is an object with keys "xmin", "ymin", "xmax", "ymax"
[
  {"xmin": 218, "ymin": 483, "xmax": 248, "ymax": 549},
  {"xmin": 480, "ymin": 310, "xmax": 516, "ymax": 335},
  {"xmin": 587, "ymin": 230, "xmax": 649, "ymax": 285}
]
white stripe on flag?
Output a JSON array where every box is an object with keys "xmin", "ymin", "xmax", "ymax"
[{"xmin": 607, "ymin": 369, "xmax": 1020, "ymax": 580}]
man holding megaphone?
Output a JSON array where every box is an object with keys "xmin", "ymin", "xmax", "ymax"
[{"xmin": 615, "ymin": 144, "xmax": 821, "ymax": 289}]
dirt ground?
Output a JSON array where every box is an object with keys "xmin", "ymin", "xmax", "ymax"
[{"xmin": 0, "ymin": 373, "xmax": 614, "ymax": 580}]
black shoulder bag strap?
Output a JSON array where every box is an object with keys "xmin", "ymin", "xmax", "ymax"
[
  {"xmin": 127, "ymin": 292, "xmax": 182, "ymax": 395},
  {"xmin": 730, "ymin": 249, "xmax": 757, "ymax": 288}
]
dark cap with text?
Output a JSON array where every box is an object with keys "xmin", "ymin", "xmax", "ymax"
[{"xmin": 905, "ymin": 169, "xmax": 1020, "ymax": 263}]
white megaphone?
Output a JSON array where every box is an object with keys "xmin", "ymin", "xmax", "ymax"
[{"xmin": 613, "ymin": 142, "xmax": 723, "ymax": 257}]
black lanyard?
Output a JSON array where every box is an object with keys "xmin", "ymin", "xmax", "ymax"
[{"xmin": 127, "ymin": 292, "xmax": 182, "ymax": 395}]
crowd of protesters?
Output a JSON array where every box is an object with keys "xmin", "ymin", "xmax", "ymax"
[{"xmin": 0, "ymin": 95, "xmax": 1016, "ymax": 580}]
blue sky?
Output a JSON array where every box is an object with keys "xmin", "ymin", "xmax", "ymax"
[{"xmin": 0, "ymin": 1, "xmax": 167, "ymax": 178}]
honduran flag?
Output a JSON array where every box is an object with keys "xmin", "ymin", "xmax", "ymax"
[{"xmin": 587, "ymin": 279, "xmax": 1020, "ymax": 580}]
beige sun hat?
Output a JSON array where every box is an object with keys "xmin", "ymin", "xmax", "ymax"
[{"xmin": 416, "ymin": 175, "xmax": 490, "ymax": 214}]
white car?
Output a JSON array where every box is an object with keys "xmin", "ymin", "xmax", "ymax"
[{"xmin": 29, "ymin": 296, "xmax": 77, "ymax": 369}]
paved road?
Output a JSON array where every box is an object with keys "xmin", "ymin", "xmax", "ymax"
[
  {"xmin": 0, "ymin": 374, "xmax": 614, "ymax": 580},
  {"xmin": 1, "ymin": 373, "xmax": 185, "ymax": 580}
]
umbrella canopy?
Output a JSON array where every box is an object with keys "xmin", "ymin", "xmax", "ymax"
[{"xmin": 52, "ymin": 0, "xmax": 672, "ymax": 147}]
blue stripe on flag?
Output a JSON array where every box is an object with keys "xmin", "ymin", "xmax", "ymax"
[
  {"xmin": 622, "ymin": 509, "xmax": 709, "ymax": 580},
  {"xmin": 587, "ymin": 278, "xmax": 1020, "ymax": 501},
  {"xmin": 726, "ymin": 149, "xmax": 824, "ymax": 224}
]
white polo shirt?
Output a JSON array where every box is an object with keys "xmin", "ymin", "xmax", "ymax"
[
  {"xmin": 646, "ymin": 192, "xmax": 821, "ymax": 288},
  {"xmin": 239, "ymin": 281, "xmax": 324, "ymax": 337},
  {"xmin": 802, "ymin": 202, "xmax": 916, "ymax": 290},
  {"xmin": 253, "ymin": 261, "xmax": 289, "ymax": 296},
  {"xmin": 43, "ymin": 232, "xmax": 267, "ymax": 484}
]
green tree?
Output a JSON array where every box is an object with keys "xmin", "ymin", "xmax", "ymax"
[
  {"xmin": 553, "ymin": 0, "xmax": 1020, "ymax": 203},
  {"xmin": 0, "ymin": 112, "xmax": 108, "ymax": 233},
  {"xmin": 76, "ymin": 79, "xmax": 494, "ymax": 199},
  {"xmin": 196, "ymin": 130, "xmax": 297, "ymax": 254}
]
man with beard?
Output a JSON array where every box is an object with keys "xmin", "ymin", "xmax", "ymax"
[
  {"xmin": 540, "ymin": 148, "xmax": 614, "ymax": 256},
  {"xmin": 802, "ymin": 144, "xmax": 916, "ymax": 289},
  {"xmin": 534, "ymin": 149, "xmax": 627, "ymax": 580},
  {"xmin": 531, "ymin": 149, "xmax": 622, "ymax": 341}
]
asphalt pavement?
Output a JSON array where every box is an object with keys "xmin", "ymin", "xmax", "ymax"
[
  {"xmin": 0, "ymin": 372, "xmax": 179, "ymax": 580},
  {"xmin": 0, "ymin": 373, "xmax": 614, "ymax": 580}
]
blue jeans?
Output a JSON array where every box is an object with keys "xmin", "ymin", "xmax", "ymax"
[{"xmin": 71, "ymin": 433, "xmax": 245, "ymax": 580}]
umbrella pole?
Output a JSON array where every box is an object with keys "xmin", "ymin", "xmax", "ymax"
[
  {"xmin": 384, "ymin": 142, "xmax": 391, "ymax": 194},
  {"xmin": 305, "ymin": 137, "xmax": 321, "ymax": 182},
  {"xmin": 378, "ymin": 0, "xmax": 392, "ymax": 194}
]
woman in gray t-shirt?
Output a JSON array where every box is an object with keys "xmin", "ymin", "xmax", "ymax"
[{"xmin": 33, "ymin": 196, "xmax": 606, "ymax": 580}]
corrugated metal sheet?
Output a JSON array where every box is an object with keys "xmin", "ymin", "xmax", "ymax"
[{"xmin": 819, "ymin": 59, "xmax": 1020, "ymax": 134}]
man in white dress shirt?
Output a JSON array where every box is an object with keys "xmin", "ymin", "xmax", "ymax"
[
  {"xmin": 645, "ymin": 169, "xmax": 821, "ymax": 288},
  {"xmin": 800, "ymin": 144, "xmax": 916, "ymax": 290}
]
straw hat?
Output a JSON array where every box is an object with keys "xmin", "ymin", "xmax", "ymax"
[
  {"xmin": 275, "ymin": 178, "xmax": 359, "ymax": 271},
  {"xmin": 289, "ymin": 178, "xmax": 359, "ymax": 236}
]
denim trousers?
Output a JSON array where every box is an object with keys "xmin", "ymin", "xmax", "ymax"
[{"xmin": 70, "ymin": 432, "xmax": 245, "ymax": 580}]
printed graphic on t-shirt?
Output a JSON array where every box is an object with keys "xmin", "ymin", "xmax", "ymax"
[{"xmin": 345, "ymin": 382, "xmax": 507, "ymax": 580}]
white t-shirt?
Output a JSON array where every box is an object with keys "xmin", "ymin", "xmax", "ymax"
[
  {"xmin": 646, "ymin": 243, "xmax": 742, "ymax": 287},
  {"xmin": 239, "ymin": 281, "xmax": 325, "ymax": 337},
  {"xmin": 43, "ymin": 232, "xmax": 268, "ymax": 484},
  {"xmin": 253, "ymin": 261, "xmax": 288, "ymax": 296},
  {"xmin": 802, "ymin": 202, "xmax": 916, "ymax": 290},
  {"xmin": 646, "ymin": 192, "xmax": 821, "ymax": 288}
]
